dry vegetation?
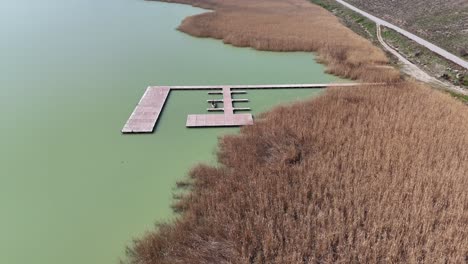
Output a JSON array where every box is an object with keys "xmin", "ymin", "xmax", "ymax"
[
  {"xmin": 128, "ymin": 0, "xmax": 468, "ymax": 263},
  {"xmin": 155, "ymin": 0, "xmax": 401, "ymax": 83},
  {"xmin": 128, "ymin": 83, "xmax": 468, "ymax": 263}
]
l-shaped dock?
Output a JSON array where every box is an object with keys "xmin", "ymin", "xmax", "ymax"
[{"xmin": 121, "ymin": 83, "xmax": 364, "ymax": 133}]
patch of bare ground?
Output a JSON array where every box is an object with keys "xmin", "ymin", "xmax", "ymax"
[{"xmin": 128, "ymin": 82, "xmax": 468, "ymax": 263}]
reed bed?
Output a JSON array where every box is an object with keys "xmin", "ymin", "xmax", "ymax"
[
  {"xmin": 156, "ymin": 0, "xmax": 401, "ymax": 83},
  {"xmin": 128, "ymin": 1, "xmax": 468, "ymax": 263},
  {"xmin": 128, "ymin": 82, "xmax": 468, "ymax": 263}
]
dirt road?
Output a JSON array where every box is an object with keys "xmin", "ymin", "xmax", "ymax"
[
  {"xmin": 376, "ymin": 24, "xmax": 468, "ymax": 95},
  {"xmin": 335, "ymin": 0, "xmax": 468, "ymax": 70}
]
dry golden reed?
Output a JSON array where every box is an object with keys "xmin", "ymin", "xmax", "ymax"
[
  {"xmin": 127, "ymin": 0, "xmax": 468, "ymax": 263},
  {"xmin": 155, "ymin": 0, "xmax": 401, "ymax": 83},
  {"xmin": 128, "ymin": 83, "xmax": 468, "ymax": 263}
]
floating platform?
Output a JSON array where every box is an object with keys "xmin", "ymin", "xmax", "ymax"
[
  {"xmin": 186, "ymin": 114, "xmax": 253, "ymax": 127},
  {"xmin": 121, "ymin": 86, "xmax": 170, "ymax": 133},
  {"xmin": 207, "ymin": 99, "xmax": 249, "ymax": 102},
  {"xmin": 233, "ymin": 107, "xmax": 251, "ymax": 111}
]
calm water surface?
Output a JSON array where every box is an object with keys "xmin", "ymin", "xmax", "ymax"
[{"xmin": 0, "ymin": 0, "xmax": 340, "ymax": 263}]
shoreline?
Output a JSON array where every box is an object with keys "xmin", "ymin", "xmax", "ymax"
[{"xmin": 151, "ymin": 0, "xmax": 401, "ymax": 83}]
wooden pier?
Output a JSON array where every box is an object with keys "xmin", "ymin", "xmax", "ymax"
[
  {"xmin": 121, "ymin": 86, "xmax": 170, "ymax": 133},
  {"xmin": 169, "ymin": 83, "xmax": 362, "ymax": 90},
  {"xmin": 186, "ymin": 114, "xmax": 253, "ymax": 127},
  {"xmin": 122, "ymin": 83, "xmax": 367, "ymax": 133}
]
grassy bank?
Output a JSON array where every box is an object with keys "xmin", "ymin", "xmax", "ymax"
[
  {"xmin": 310, "ymin": 0, "xmax": 377, "ymax": 41},
  {"xmin": 449, "ymin": 91, "xmax": 468, "ymax": 104}
]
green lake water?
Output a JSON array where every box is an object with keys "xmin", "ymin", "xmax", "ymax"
[{"xmin": 0, "ymin": 0, "xmax": 340, "ymax": 263}]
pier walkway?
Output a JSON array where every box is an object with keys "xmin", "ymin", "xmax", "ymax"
[
  {"xmin": 121, "ymin": 83, "xmax": 365, "ymax": 133},
  {"xmin": 121, "ymin": 86, "xmax": 170, "ymax": 133}
]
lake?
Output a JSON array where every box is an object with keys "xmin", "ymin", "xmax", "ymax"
[{"xmin": 0, "ymin": 0, "xmax": 340, "ymax": 263}]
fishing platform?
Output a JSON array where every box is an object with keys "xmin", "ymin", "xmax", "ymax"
[{"xmin": 121, "ymin": 83, "xmax": 361, "ymax": 133}]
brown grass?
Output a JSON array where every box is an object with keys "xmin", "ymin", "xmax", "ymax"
[
  {"xmin": 128, "ymin": 82, "xmax": 468, "ymax": 263},
  {"xmin": 156, "ymin": 0, "xmax": 401, "ymax": 83}
]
